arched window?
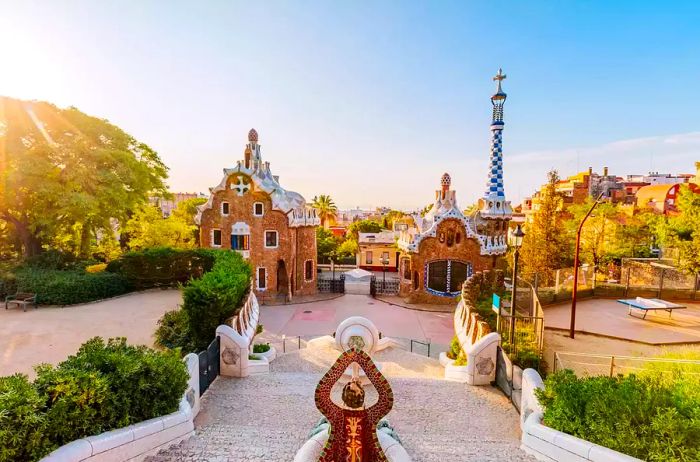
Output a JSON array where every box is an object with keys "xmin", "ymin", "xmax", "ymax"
[
  {"xmin": 413, "ymin": 271, "xmax": 419, "ymax": 290},
  {"xmin": 425, "ymin": 260, "xmax": 472, "ymax": 296}
]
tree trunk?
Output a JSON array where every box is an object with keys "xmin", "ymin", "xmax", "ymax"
[
  {"xmin": 79, "ymin": 223, "xmax": 92, "ymax": 259},
  {"xmin": 1, "ymin": 213, "xmax": 43, "ymax": 257}
]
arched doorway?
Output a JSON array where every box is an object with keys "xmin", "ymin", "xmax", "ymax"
[{"xmin": 277, "ymin": 260, "xmax": 289, "ymax": 297}]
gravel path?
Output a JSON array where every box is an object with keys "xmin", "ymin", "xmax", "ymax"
[{"xmin": 148, "ymin": 341, "xmax": 533, "ymax": 462}]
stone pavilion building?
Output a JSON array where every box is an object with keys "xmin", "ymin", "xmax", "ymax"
[
  {"xmin": 195, "ymin": 129, "xmax": 320, "ymax": 301},
  {"xmin": 397, "ymin": 70, "xmax": 513, "ymax": 303}
]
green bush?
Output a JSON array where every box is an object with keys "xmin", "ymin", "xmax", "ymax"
[
  {"xmin": 155, "ymin": 309, "xmax": 194, "ymax": 352},
  {"xmin": 0, "ymin": 374, "xmax": 51, "ymax": 462},
  {"xmin": 10, "ymin": 268, "xmax": 130, "ymax": 305},
  {"xmin": 56, "ymin": 338, "xmax": 189, "ymax": 428},
  {"xmin": 23, "ymin": 249, "xmax": 96, "ymax": 271},
  {"xmin": 182, "ymin": 250, "xmax": 251, "ymax": 350},
  {"xmin": 107, "ymin": 247, "xmax": 216, "ymax": 289},
  {"xmin": 0, "ymin": 338, "xmax": 188, "ymax": 462},
  {"xmin": 253, "ymin": 343, "xmax": 270, "ymax": 354},
  {"xmin": 447, "ymin": 336, "xmax": 460, "ymax": 360},
  {"xmin": 536, "ymin": 370, "xmax": 700, "ymax": 461}
]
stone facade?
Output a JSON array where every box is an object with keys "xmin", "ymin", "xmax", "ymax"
[
  {"xmin": 399, "ymin": 218, "xmax": 496, "ymax": 304},
  {"xmin": 196, "ymin": 129, "xmax": 319, "ymax": 301}
]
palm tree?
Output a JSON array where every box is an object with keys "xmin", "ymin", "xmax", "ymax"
[{"xmin": 311, "ymin": 195, "xmax": 338, "ymax": 228}]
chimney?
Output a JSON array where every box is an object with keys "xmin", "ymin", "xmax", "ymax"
[
  {"xmin": 603, "ymin": 166, "xmax": 609, "ymax": 177},
  {"xmin": 588, "ymin": 166, "xmax": 593, "ymax": 175}
]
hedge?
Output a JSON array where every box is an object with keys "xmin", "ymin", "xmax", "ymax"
[
  {"xmin": 182, "ymin": 250, "xmax": 252, "ymax": 350},
  {"xmin": 536, "ymin": 370, "xmax": 700, "ymax": 461},
  {"xmin": 106, "ymin": 247, "xmax": 217, "ymax": 289},
  {"xmin": 0, "ymin": 338, "xmax": 189, "ymax": 462},
  {"xmin": 8, "ymin": 268, "xmax": 130, "ymax": 305}
]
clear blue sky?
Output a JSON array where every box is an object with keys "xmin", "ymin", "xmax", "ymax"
[{"xmin": 1, "ymin": 1, "xmax": 698, "ymax": 209}]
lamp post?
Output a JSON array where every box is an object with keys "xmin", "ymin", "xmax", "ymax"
[
  {"xmin": 570, "ymin": 192, "xmax": 604, "ymax": 339},
  {"xmin": 510, "ymin": 224, "xmax": 525, "ymax": 345},
  {"xmin": 381, "ymin": 256, "xmax": 389, "ymax": 293}
]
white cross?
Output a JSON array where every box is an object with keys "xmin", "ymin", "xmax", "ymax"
[{"xmin": 231, "ymin": 176, "xmax": 250, "ymax": 196}]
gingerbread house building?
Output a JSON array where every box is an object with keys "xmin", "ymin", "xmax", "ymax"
[
  {"xmin": 397, "ymin": 70, "xmax": 513, "ymax": 303},
  {"xmin": 196, "ymin": 129, "xmax": 320, "ymax": 301}
]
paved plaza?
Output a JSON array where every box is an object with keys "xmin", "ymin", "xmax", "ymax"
[
  {"xmin": 259, "ymin": 294, "xmax": 454, "ymax": 347},
  {"xmin": 544, "ymin": 298, "xmax": 700, "ymax": 344},
  {"xmin": 0, "ymin": 289, "xmax": 181, "ymax": 377}
]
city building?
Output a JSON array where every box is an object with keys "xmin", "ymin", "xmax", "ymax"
[
  {"xmin": 150, "ymin": 192, "xmax": 205, "ymax": 217},
  {"xmin": 357, "ymin": 230, "xmax": 399, "ymax": 272},
  {"xmin": 636, "ymin": 183, "xmax": 699, "ymax": 215},
  {"xmin": 195, "ymin": 129, "xmax": 320, "ymax": 301},
  {"xmin": 396, "ymin": 70, "xmax": 512, "ymax": 304}
]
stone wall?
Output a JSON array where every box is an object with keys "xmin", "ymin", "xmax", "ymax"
[
  {"xmin": 399, "ymin": 219, "xmax": 497, "ymax": 304},
  {"xmin": 199, "ymin": 180, "xmax": 317, "ymax": 300}
]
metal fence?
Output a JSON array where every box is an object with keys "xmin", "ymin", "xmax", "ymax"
[
  {"xmin": 553, "ymin": 351, "xmax": 700, "ymax": 377},
  {"xmin": 197, "ymin": 336, "xmax": 221, "ymax": 396},
  {"xmin": 370, "ymin": 276, "xmax": 400, "ymax": 295},
  {"xmin": 526, "ymin": 260, "xmax": 700, "ymax": 305},
  {"xmin": 317, "ymin": 274, "xmax": 345, "ymax": 293}
]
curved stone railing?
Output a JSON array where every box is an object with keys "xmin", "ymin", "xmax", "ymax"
[
  {"xmin": 218, "ymin": 288, "xmax": 274, "ymax": 377},
  {"xmin": 520, "ymin": 369, "xmax": 641, "ymax": 462},
  {"xmin": 40, "ymin": 354, "xmax": 200, "ymax": 462},
  {"xmin": 441, "ymin": 299, "xmax": 500, "ymax": 385}
]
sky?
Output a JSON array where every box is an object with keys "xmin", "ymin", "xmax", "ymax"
[{"xmin": 1, "ymin": 1, "xmax": 699, "ymax": 210}]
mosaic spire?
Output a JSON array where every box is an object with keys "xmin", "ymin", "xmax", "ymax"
[{"xmin": 480, "ymin": 69, "xmax": 512, "ymax": 219}]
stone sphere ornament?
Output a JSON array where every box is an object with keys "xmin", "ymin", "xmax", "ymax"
[{"xmin": 335, "ymin": 316, "xmax": 380, "ymax": 355}]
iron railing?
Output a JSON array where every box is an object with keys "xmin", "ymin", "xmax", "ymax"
[{"xmin": 553, "ymin": 351, "xmax": 700, "ymax": 377}]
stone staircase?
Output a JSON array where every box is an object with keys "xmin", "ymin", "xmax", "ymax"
[{"xmin": 147, "ymin": 346, "xmax": 533, "ymax": 462}]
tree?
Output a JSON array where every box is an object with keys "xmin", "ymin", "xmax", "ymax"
[
  {"xmin": 382, "ymin": 210, "xmax": 406, "ymax": 230},
  {"xmin": 336, "ymin": 239, "xmax": 358, "ymax": 259},
  {"xmin": 123, "ymin": 199, "xmax": 204, "ymax": 250},
  {"xmin": 311, "ymin": 195, "xmax": 338, "ymax": 228},
  {"xmin": 347, "ymin": 219, "xmax": 382, "ymax": 242},
  {"xmin": 519, "ymin": 170, "xmax": 571, "ymax": 284},
  {"xmin": 656, "ymin": 185, "xmax": 700, "ymax": 273},
  {"xmin": 316, "ymin": 227, "xmax": 338, "ymax": 263},
  {"xmin": 0, "ymin": 97, "xmax": 168, "ymax": 257},
  {"xmin": 565, "ymin": 198, "xmax": 620, "ymax": 270}
]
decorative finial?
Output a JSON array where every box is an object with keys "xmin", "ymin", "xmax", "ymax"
[
  {"xmin": 493, "ymin": 68, "xmax": 507, "ymax": 82},
  {"xmin": 441, "ymin": 172, "xmax": 451, "ymax": 191},
  {"xmin": 492, "ymin": 68, "xmax": 507, "ymax": 98},
  {"xmin": 248, "ymin": 128, "xmax": 258, "ymax": 142}
]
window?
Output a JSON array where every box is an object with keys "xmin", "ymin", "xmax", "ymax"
[
  {"xmin": 212, "ymin": 229, "xmax": 222, "ymax": 247},
  {"xmin": 221, "ymin": 202, "xmax": 230, "ymax": 215},
  {"xmin": 366, "ymin": 251, "xmax": 373, "ymax": 264},
  {"xmin": 455, "ymin": 232, "xmax": 461, "ymax": 244},
  {"xmin": 231, "ymin": 234, "xmax": 249, "ymax": 250},
  {"xmin": 253, "ymin": 202, "xmax": 264, "ymax": 216},
  {"xmin": 265, "ymin": 230, "xmax": 278, "ymax": 248},
  {"xmin": 381, "ymin": 251, "xmax": 389, "ymax": 264},
  {"xmin": 413, "ymin": 271, "xmax": 419, "ymax": 290},
  {"xmin": 304, "ymin": 260, "xmax": 314, "ymax": 281},
  {"xmin": 426, "ymin": 260, "xmax": 472, "ymax": 295},
  {"xmin": 257, "ymin": 267, "xmax": 267, "ymax": 290}
]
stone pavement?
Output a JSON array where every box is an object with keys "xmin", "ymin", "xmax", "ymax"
[{"xmin": 148, "ymin": 342, "xmax": 533, "ymax": 462}]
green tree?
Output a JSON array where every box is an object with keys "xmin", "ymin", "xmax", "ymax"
[
  {"xmin": 519, "ymin": 170, "xmax": 571, "ymax": 284},
  {"xmin": 311, "ymin": 194, "xmax": 338, "ymax": 228},
  {"xmin": 123, "ymin": 200, "xmax": 203, "ymax": 251},
  {"xmin": 346, "ymin": 219, "xmax": 382, "ymax": 242},
  {"xmin": 657, "ymin": 185, "xmax": 700, "ymax": 273},
  {"xmin": 336, "ymin": 239, "xmax": 359, "ymax": 259},
  {"xmin": 0, "ymin": 97, "xmax": 168, "ymax": 258},
  {"xmin": 565, "ymin": 198, "xmax": 621, "ymax": 269},
  {"xmin": 316, "ymin": 227, "xmax": 338, "ymax": 262}
]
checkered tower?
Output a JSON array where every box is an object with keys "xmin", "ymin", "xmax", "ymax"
[{"xmin": 480, "ymin": 68, "xmax": 512, "ymax": 219}]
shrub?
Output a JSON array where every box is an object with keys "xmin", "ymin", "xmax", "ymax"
[
  {"xmin": 56, "ymin": 338, "xmax": 189, "ymax": 428},
  {"xmin": 536, "ymin": 370, "xmax": 700, "ymax": 461},
  {"xmin": 107, "ymin": 247, "xmax": 216, "ymax": 289},
  {"xmin": 0, "ymin": 374, "xmax": 51, "ymax": 462},
  {"xmin": 33, "ymin": 365, "xmax": 111, "ymax": 447},
  {"xmin": 253, "ymin": 343, "xmax": 270, "ymax": 354},
  {"xmin": 11, "ymin": 268, "xmax": 130, "ymax": 305},
  {"xmin": 155, "ymin": 309, "xmax": 194, "ymax": 352},
  {"xmin": 85, "ymin": 263, "xmax": 107, "ymax": 273},
  {"xmin": 183, "ymin": 250, "xmax": 251, "ymax": 350},
  {"xmin": 454, "ymin": 353, "xmax": 467, "ymax": 366},
  {"xmin": 0, "ymin": 272, "xmax": 18, "ymax": 299},
  {"xmin": 0, "ymin": 337, "xmax": 188, "ymax": 462},
  {"xmin": 447, "ymin": 336, "xmax": 460, "ymax": 360}
]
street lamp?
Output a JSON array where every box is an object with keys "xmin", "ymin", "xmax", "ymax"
[
  {"xmin": 510, "ymin": 224, "xmax": 525, "ymax": 345},
  {"xmin": 570, "ymin": 192, "xmax": 604, "ymax": 339},
  {"xmin": 381, "ymin": 255, "xmax": 389, "ymax": 293}
]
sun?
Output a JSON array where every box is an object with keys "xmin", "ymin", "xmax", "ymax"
[{"xmin": 0, "ymin": 20, "xmax": 70, "ymax": 103}]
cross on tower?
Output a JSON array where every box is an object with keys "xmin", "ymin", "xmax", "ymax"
[{"xmin": 493, "ymin": 68, "xmax": 506, "ymax": 82}]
